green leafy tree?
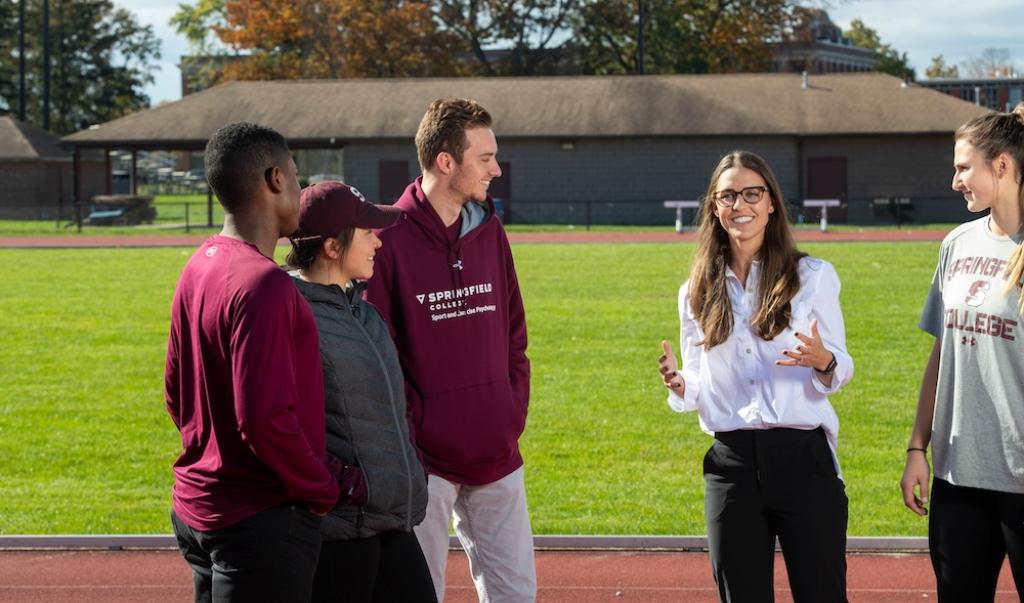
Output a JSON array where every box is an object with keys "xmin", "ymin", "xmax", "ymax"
[
  {"xmin": 171, "ymin": 0, "xmax": 233, "ymax": 93},
  {"xmin": 170, "ymin": 0, "xmax": 226, "ymax": 54},
  {"xmin": 0, "ymin": 0, "xmax": 22, "ymax": 114},
  {"xmin": 431, "ymin": 0, "xmax": 579, "ymax": 76},
  {"xmin": 844, "ymin": 18, "xmax": 914, "ymax": 81},
  {"xmin": 0, "ymin": 0, "xmax": 161, "ymax": 133},
  {"xmin": 574, "ymin": 0, "xmax": 798, "ymax": 76},
  {"xmin": 924, "ymin": 54, "xmax": 958, "ymax": 79}
]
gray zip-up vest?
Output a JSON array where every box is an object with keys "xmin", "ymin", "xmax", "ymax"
[{"xmin": 293, "ymin": 277, "xmax": 427, "ymax": 540}]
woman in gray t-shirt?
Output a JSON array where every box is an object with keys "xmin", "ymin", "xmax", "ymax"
[{"xmin": 900, "ymin": 103, "xmax": 1024, "ymax": 601}]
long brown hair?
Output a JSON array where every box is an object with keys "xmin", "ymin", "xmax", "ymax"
[
  {"xmin": 688, "ymin": 151, "xmax": 805, "ymax": 348},
  {"xmin": 955, "ymin": 102, "xmax": 1024, "ymax": 312}
]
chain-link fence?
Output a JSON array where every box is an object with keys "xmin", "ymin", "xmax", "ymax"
[
  {"xmin": 0, "ymin": 201, "xmax": 224, "ymax": 232},
  {"xmin": 505, "ymin": 198, "xmax": 926, "ymax": 229},
  {"xmin": 0, "ymin": 196, "xmax": 949, "ymax": 234}
]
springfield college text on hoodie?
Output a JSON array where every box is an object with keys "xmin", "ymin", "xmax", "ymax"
[{"xmin": 366, "ymin": 178, "xmax": 530, "ymax": 486}]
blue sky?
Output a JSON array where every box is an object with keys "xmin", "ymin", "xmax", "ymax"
[{"xmin": 117, "ymin": 0, "xmax": 1024, "ymax": 106}]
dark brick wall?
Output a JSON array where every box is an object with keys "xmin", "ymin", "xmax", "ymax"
[
  {"xmin": 1, "ymin": 159, "xmax": 108, "ymax": 219},
  {"xmin": 340, "ymin": 133, "xmax": 968, "ymax": 226},
  {"xmin": 341, "ymin": 142, "xmax": 418, "ymax": 204},
  {"xmin": 803, "ymin": 135, "xmax": 972, "ymax": 224}
]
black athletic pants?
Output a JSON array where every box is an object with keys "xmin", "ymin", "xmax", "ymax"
[
  {"xmin": 171, "ymin": 504, "xmax": 323, "ymax": 603},
  {"xmin": 929, "ymin": 477, "xmax": 1024, "ymax": 602},
  {"xmin": 312, "ymin": 529, "xmax": 437, "ymax": 603},
  {"xmin": 703, "ymin": 427, "xmax": 849, "ymax": 603}
]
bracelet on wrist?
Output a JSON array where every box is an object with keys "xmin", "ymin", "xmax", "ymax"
[
  {"xmin": 906, "ymin": 447, "xmax": 927, "ymax": 454},
  {"xmin": 815, "ymin": 352, "xmax": 837, "ymax": 374}
]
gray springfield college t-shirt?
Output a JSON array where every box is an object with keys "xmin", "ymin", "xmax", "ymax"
[{"xmin": 920, "ymin": 216, "xmax": 1024, "ymax": 494}]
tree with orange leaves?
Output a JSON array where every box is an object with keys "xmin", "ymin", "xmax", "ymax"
[{"xmin": 175, "ymin": 0, "xmax": 461, "ymax": 82}]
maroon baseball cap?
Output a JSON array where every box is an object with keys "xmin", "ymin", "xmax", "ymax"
[{"xmin": 290, "ymin": 181, "xmax": 401, "ymax": 247}]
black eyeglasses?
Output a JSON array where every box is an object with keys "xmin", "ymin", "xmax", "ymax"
[{"xmin": 712, "ymin": 186, "xmax": 768, "ymax": 207}]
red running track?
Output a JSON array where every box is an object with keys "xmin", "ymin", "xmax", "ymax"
[
  {"xmin": 0, "ymin": 549, "xmax": 1017, "ymax": 602},
  {"xmin": 0, "ymin": 229, "xmax": 948, "ymax": 249}
]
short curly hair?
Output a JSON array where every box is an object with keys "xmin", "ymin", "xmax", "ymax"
[{"xmin": 204, "ymin": 122, "xmax": 291, "ymax": 212}]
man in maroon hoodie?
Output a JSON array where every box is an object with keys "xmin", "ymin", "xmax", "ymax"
[
  {"xmin": 165, "ymin": 122, "xmax": 340, "ymax": 602},
  {"xmin": 366, "ymin": 99, "xmax": 534, "ymax": 602}
]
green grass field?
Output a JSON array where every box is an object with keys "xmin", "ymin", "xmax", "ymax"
[{"xmin": 0, "ymin": 241, "xmax": 938, "ymax": 536}]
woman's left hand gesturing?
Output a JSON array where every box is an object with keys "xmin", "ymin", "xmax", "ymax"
[{"xmin": 776, "ymin": 319, "xmax": 834, "ymax": 372}]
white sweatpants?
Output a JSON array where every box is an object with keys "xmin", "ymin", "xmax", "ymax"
[{"xmin": 414, "ymin": 466, "xmax": 537, "ymax": 603}]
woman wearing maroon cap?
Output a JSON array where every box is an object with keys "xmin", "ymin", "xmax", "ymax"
[{"xmin": 287, "ymin": 181, "xmax": 435, "ymax": 603}]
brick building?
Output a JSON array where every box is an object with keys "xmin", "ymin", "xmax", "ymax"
[
  {"xmin": 0, "ymin": 115, "xmax": 104, "ymax": 220},
  {"xmin": 770, "ymin": 9, "xmax": 875, "ymax": 75},
  {"xmin": 919, "ymin": 77, "xmax": 1024, "ymax": 113},
  {"xmin": 63, "ymin": 73, "xmax": 986, "ymax": 225}
]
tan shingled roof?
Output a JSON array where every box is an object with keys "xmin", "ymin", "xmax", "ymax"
[
  {"xmin": 62, "ymin": 73, "xmax": 987, "ymax": 147},
  {"xmin": 0, "ymin": 115, "xmax": 70, "ymax": 160}
]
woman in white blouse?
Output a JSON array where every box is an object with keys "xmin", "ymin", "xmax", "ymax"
[{"xmin": 657, "ymin": 150, "xmax": 854, "ymax": 602}]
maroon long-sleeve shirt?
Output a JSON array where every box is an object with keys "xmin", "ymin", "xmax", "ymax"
[{"xmin": 165, "ymin": 235, "xmax": 339, "ymax": 531}]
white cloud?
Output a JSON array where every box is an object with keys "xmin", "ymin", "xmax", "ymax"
[
  {"xmin": 827, "ymin": 0, "xmax": 1024, "ymax": 77},
  {"xmin": 114, "ymin": 0, "xmax": 190, "ymax": 104}
]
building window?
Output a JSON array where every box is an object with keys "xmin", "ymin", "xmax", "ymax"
[
  {"xmin": 1010, "ymin": 87, "xmax": 1022, "ymax": 108},
  {"xmin": 986, "ymin": 87, "xmax": 999, "ymax": 109}
]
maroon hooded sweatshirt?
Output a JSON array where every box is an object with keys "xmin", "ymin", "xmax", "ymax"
[{"xmin": 366, "ymin": 178, "xmax": 530, "ymax": 486}]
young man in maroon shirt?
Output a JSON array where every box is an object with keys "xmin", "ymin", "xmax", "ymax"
[
  {"xmin": 165, "ymin": 122, "xmax": 339, "ymax": 602},
  {"xmin": 366, "ymin": 99, "xmax": 535, "ymax": 602}
]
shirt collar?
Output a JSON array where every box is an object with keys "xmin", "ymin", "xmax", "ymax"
[
  {"xmin": 725, "ymin": 259, "xmax": 761, "ymax": 307},
  {"xmin": 724, "ymin": 259, "xmax": 761, "ymax": 283}
]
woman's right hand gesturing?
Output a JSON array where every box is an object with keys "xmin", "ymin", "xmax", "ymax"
[{"xmin": 658, "ymin": 340, "xmax": 685, "ymax": 396}]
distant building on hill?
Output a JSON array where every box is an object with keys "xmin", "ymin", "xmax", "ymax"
[
  {"xmin": 919, "ymin": 76, "xmax": 1024, "ymax": 112},
  {"xmin": 770, "ymin": 9, "xmax": 875, "ymax": 75}
]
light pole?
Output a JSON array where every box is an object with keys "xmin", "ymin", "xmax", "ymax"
[
  {"xmin": 43, "ymin": 0, "xmax": 51, "ymax": 130},
  {"xmin": 636, "ymin": 0, "xmax": 645, "ymax": 74},
  {"xmin": 18, "ymin": 0, "xmax": 26, "ymax": 120}
]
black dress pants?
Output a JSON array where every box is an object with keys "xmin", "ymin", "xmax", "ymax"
[
  {"xmin": 312, "ymin": 529, "xmax": 437, "ymax": 603},
  {"xmin": 929, "ymin": 477, "xmax": 1024, "ymax": 602},
  {"xmin": 703, "ymin": 427, "xmax": 848, "ymax": 603},
  {"xmin": 171, "ymin": 504, "xmax": 323, "ymax": 603}
]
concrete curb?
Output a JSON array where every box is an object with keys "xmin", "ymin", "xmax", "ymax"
[{"xmin": 0, "ymin": 534, "xmax": 928, "ymax": 553}]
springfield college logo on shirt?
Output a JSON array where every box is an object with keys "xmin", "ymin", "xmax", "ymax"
[
  {"xmin": 945, "ymin": 255, "xmax": 1018, "ymax": 343},
  {"xmin": 415, "ymin": 282, "xmax": 496, "ymax": 322}
]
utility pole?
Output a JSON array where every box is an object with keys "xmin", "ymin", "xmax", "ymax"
[
  {"xmin": 18, "ymin": 0, "xmax": 26, "ymax": 120},
  {"xmin": 57, "ymin": 0, "xmax": 64, "ymax": 131},
  {"xmin": 636, "ymin": 0, "xmax": 645, "ymax": 75},
  {"xmin": 43, "ymin": 0, "xmax": 51, "ymax": 130}
]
